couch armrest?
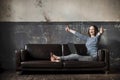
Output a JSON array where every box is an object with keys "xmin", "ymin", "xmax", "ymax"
[
  {"xmin": 98, "ymin": 49, "xmax": 109, "ymax": 61},
  {"xmin": 15, "ymin": 49, "xmax": 21, "ymax": 71},
  {"xmin": 98, "ymin": 49, "xmax": 110, "ymax": 70},
  {"xmin": 104, "ymin": 49, "xmax": 110, "ymax": 71},
  {"xmin": 21, "ymin": 49, "xmax": 29, "ymax": 61},
  {"xmin": 98, "ymin": 49, "xmax": 105, "ymax": 61},
  {"xmin": 15, "ymin": 49, "xmax": 29, "ymax": 71}
]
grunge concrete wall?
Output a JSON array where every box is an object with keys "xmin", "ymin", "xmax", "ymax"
[{"xmin": 0, "ymin": 0, "xmax": 120, "ymax": 21}]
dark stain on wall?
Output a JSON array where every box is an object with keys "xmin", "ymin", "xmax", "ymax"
[
  {"xmin": 43, "ymin": 13, "xmax": 51, "ymax": 22},
  {"xmin": 0, "ymin": 22, "xmax": 120, "ymax": 71},
  {"xmin": 35, "ymin": 0, "xmax": 51, "ymax": 22},
  {"xmin": 35, "ymin": 0, "xmax": 43, "ymax": 8},
  {"xmin": 0, "ymin": 0, "xmax": 12, "ymax": 21}
]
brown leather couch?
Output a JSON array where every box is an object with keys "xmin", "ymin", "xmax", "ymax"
[{"xmin": 15, "ymin": 44, "xmax": 110, "ymax": 73}]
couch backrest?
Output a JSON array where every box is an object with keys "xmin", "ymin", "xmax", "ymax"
[
  {"xmin": 63, "ymin": 44, "xmax": 87, "ymax": 56},
  {"xmin": 25, "ymin": 44, "xmax": 62, "ymax": 60}
]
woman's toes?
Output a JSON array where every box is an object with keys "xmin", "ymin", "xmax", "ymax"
[
  {"xmin": 50, "ymin": 56, "xmax": 54, "ymax": 62},
  {"xmin": 55, "ymin": 60, "xmax": 60, "ymax": 62}
]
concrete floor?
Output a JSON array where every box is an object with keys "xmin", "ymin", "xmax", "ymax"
[{"xmin": 0, "ymin": 71, "xmax": 120, "ymax": 80}]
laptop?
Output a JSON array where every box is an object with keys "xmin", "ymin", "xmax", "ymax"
[{"xmin": 68, "ymin": 43, "xmax": 78, "ymax": 54}]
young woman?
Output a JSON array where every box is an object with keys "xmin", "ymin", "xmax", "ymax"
[{"xmin": 50, "ymin": 25, "xmax": 104, "ymax": 62}]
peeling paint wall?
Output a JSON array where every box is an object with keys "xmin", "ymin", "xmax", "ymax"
[
  {"xmin": 0, "ymin": 22, "xmax": 120, "ymax": 71},
  {"xmin": 0, "ymin": 0, "xmax": 120, "ymax": 71},
  {"xmin": 0, "ymin": 0, "xmax": 120, "ymax": 21}
]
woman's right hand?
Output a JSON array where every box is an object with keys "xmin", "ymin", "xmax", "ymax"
[
  {"xmin": 99, "ymin": 27, "xmax": 104, "ymax": 34},
  {"xmin": 65, "ymin": 25, "xmax": 70, "ymax": 32}
]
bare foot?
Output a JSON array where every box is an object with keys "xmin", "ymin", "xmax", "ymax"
[
  {"xmin": 50, "ymin": 56, "xmax": 54, "ymax": 62},
  {"xmin": 50, "ymin": 52, "xmax": 59, "ymax": 59},
  {"xmin": 52, "ymin": 54, "xmax": 60, "ymax": 60},
  {"xmin": 50, "ymin": 52, "xmax": 60, "ymax": 62},
  {"xmin": 54, "ymin": 60, "xmax": 60, "ymax": 62},
  {"xmin": 50, "ymin": 56, "xmax": 60, "ymax": 62}
]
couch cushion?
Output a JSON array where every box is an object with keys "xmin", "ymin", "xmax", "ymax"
[
  {"xmin": 63, "ymin": 44, "xmax": 88, "ymax": 56},
  {"xmin": 21, "ymin": 61, "xmax": 63, "ymax": 68},
  {"xmin": 25, "ymin": 44, "xmax": 62, "ymax": 60},
  {"xmin": 63, "ymin": 61, "xmax": 105, "ymax": 68}
]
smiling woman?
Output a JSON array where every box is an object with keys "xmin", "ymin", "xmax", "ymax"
[{"xmin": 50, "ymin": 25, "xmax": 104, "ymax": 62}]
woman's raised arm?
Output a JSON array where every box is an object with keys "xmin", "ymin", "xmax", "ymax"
[
  {"xmin": 97, "ymin": 27, "xmax": 104, "ymax": 36},
  {"xmin": 65, "ymin": 25, "xmax": 88, "ymax": 41}
]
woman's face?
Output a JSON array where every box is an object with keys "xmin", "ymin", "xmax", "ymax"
[{"xmin": 89, "ymin": 26, "xmax": 96, "ymax": 36}]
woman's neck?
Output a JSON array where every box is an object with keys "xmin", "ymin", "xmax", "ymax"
[{"xmin": 90, "ymin": 35, "xmax": 95, "ymax": 37}]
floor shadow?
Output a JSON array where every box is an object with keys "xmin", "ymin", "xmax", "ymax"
[{"xmin": 19, "ymin": 70, "xmax": 105, "ymax": 75}]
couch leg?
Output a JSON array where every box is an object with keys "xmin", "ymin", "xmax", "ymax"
[
  {"xmin": 105, "ymin": 71, "xmax": 109, "ymax": 74},
  {"xmin": 16, "ymin": 71, "xmax": 23, "ymax": 75}
]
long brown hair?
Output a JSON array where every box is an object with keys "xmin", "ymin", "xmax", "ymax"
[{"xmin": 88, "ymin": 25, "xmax": 99, "ymax": 37}]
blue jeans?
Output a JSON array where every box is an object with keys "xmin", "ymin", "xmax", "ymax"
[{"xmin": 60, "ymin": 54, "xmax": 94, "ymax": 61}]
